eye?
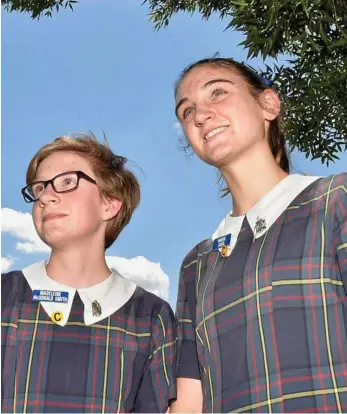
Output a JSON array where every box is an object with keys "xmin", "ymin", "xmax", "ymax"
[
  {"xmin": 212, "ymin": 88, "xmax": 227, "ymax": 98},
  {"xmin": 62, "ymin": 177, "xmax": 76, "ymax": 186},
  {"xmin": 182, "ymin": 107, "xmax": 194, "ymax": 120},
  {"xmin": 30, "ymin": 183, "xmax": 45, "ymax": 198}
]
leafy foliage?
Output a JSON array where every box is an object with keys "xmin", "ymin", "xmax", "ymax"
[
  {"xmin": 2, "ymin": 0, "xmax": 78, "ymax": 19},
  {"xmin": 144, "ymin": 0, "xmax": 347, "ymax": 163},
  {"xmin": 264, "ymin": 56, "xmax": 347, "ymax": 163}
]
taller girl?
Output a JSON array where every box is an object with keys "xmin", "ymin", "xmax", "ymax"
[{"xmin": 171, "ymin": 57, "xmax": 347, "ymax": 413}]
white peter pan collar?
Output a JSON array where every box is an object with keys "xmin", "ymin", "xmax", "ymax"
[
  {"xmin": 212, "ymin": 174, "xmax": 321, "ymax": 252},
  {"xmin": 22, "ymin": 261, "xmax": 136, "ymax": 327}
]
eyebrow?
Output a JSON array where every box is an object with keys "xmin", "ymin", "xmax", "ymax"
[
  {"xmin": 175, "ymin": 78, "xmax": 234, "ymax": 118},
  {"xmin": 33, "ymin": 170, "xmax": 75, "ymax": 183}
]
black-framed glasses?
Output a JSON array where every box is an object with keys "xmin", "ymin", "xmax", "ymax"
[{"xmin": 21, "ymin": 171, "xmax": 97, "ymax": 203}]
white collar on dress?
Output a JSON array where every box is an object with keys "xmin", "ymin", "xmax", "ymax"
[
  {"xmin": 212, "ymin": 174, "xmax": 321, "ymax": 252},
  {"xmin": 22, "ymin": 261, "xmax": 136, "ymax": 327}
]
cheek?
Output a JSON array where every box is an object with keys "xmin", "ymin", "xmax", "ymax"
[
  {"xmin": 184, "ymin": 123, "xmax": 202, "ymax": 147},
  {"xmin": 222, "ymin": 103, "xmax": 243, "ymax": 124},
  {"xmin": 32, "ymin": 205, "xmax": 42, "ymax": 230},
  {"xmin": 70, "ymin": 194, "xmax": 103, "ymax": 220}
]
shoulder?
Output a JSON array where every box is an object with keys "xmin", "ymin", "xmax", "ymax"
[
  {"xmin": 180, "ymin": 238, "xmax": 210, "ymax": 277},
  {"xmin": 313, "ymin": 173, "xmax": 347, "ymax": 208},
  {"xmin": 313, "ymin": 173, "xmax": 347, "ymax": 194},
  {"xmin": 2, "ymin": 269, "xmax": 27, "ymax": 289},
  {"xmin": 296, "ymin": 174, "xmax": 347, "ymax": 227},
  {"xmin": 2, "ymin": 270, "xmax": 31, "ymax": 306},
  {"xmin": 130, "ymin": 286, "xmax": 175, "ymax": 321},
  {"xmin": 295, "ymin": 173, "xmax": 346, "ymax": 206}
]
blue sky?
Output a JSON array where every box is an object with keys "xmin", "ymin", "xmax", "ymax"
[{"xmin": 2, "ymin": 0, "xmax": 346, "ymax": 307}]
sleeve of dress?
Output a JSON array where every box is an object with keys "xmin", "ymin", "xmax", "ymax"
[
  {"xmin": 133, "ymin": 301, "xmax": 177, "ymax": 413},
  {"xmin": 176, "ymin": 246, "xmax": 201, "ymax": 380},
  {"xmin": 334, "ymin": 173, "xmax": 347, "ymax": 288}
]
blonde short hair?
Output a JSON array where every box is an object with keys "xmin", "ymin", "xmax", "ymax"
[{"xmin": 26, "ymin": 133, "xmax": 140, "ymax": 249}]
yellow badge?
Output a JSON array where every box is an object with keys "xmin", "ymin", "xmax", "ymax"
[
  {"xmin": 221, "ymin": 245, "xmax": 229, "ymax": 257},
  {"xmin": 51, "ymin": 311, "xmax": 63, "ymax": 323}
]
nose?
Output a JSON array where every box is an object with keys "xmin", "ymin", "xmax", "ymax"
[
  {"xmin": 194, "ymin": 105, "xmax": 214, "ymax": 127},
  {"xmin": 37, "ymin": 183, "xmax": 60, "ymax": 206}
]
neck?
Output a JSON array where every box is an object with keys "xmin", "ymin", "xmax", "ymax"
[
  {"xmin": 46, "ymin": 239, "xmax": 111, "ymax": 289},
  {"xmin": 220, "ymin": 146, "xmax": 289, "ymax": 216}
]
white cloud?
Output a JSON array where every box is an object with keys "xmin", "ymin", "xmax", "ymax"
[
  {"xmin": 1, "ymin": 208, "xmax": 169, "ymax": 300},
  {"xmin": 1, "ymin": 256, "xmax": 14, "ymax": 272},
  {"xmin": 106, "ymin": 256, "xmax": 169, "ymax": 301},
  {"xmin": 1, "ymin": 208, "xmax": 50, "ymax": 253}
]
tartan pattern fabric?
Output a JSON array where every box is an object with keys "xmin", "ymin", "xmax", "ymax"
[
  {"xmin": 2, "ymin": 272, "xmax": 177, "ymax": 413},
  {"xmin": 176, "ymin": 173, "xmax": 347, "ymax": 413}
]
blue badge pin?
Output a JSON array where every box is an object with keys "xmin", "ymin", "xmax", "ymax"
[
  {"xmin": 32, "ymin": 289, "xmax": 69, "ymax": 303},
  {"xmin": 212, "ymin": 233, "xmax": 231, "ymax": 256}
]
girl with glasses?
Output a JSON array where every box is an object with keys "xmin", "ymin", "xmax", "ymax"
[{"xmin": 2, "ymin": 134, "xmax": 176, "ymax": 413}]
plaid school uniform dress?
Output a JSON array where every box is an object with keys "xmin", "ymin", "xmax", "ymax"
[
  {"xmin": 176, "ymin": 173, "xmax": 347, "ymax": 413},
  {"xmin": 2, "ymin": 261, "xmax": 177, "ymax": 413}
]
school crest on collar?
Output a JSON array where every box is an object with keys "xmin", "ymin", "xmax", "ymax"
[
  {"xmin": 92, "ymin": 300, "xmax": 102, "ymax": 317},
  {"xmin": 253, "ymin": 216, "xmax": 267, "ymax": 241}
]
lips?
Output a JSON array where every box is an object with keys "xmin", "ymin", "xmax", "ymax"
[
  {"xmin": 43, "ymin": 213, "xmax": 67, "ymax": 222},
  {"xmin": 204, "ymin": 125, "xmax": 229, "ymax": 140}
]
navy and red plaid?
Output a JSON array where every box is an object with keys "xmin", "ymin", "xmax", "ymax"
[
  {"xmin": 176, "ymin": 173, "xmax": 347, "ymax": 412},
  {"xmin": 2, "ymin": 272, "xmax": 177, "ymax": 413}
]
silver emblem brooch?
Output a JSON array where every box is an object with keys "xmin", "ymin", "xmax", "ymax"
[
  {"xmin": 253, "ymin": 217, "xmax": 267, "ymax": 242},
  {"xmin": 92, "ymin": 300, "xmax": 102, "ymax": 317}
]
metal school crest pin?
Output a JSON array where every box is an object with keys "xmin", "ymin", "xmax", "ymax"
[
  {"xmin": 253, "ymin": 216, "xmax": 267, "ymax": 242},
  {"xmin": 92, "ymin": 300, "xmax": 102, "ymax": 317}
]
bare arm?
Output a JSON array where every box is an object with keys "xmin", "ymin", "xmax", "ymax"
[{"xmin": 170, "ymin": 378, "xmax": 203, "ymax": 413}]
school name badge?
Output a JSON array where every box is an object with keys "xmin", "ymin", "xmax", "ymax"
[
  {"xmin": 212, "ymin": 233, "xmax": 232, "ymax": 257},
  {"xmin": 32, "ymin": 289, "xmax": 69, "ymax": 303}
]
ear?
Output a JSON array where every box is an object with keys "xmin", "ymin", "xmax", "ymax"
[
  {"xmin": 102, "ymin": 197, "xmax": 123, "ymax": 221},
  {"xmin": 259, "ymin": 89, "xmax": 281, "ymax": 121}
]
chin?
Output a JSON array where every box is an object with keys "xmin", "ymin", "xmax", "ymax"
[
  {"xmin": 202, "ymin": 143, "xmax": 234, "ymax": 166},
  {"xmin": 40, "ymin": 231, "xmax": 68, "ymax": 249},
  {"xmin": 204, "ymin": 152, "xmax": 234, "ymax": 168}
]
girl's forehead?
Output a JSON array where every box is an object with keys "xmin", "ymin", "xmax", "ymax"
[
  {"xmin": 35, "ymin": 151, "xmax": 92, "ymax": 179},
  {"xmin": 40, "ymin": 151, "xmax": 87, "ymax": 165},
  {"xmin": 176, "ymin": 65, "xmax": 239, "ymax": 99}
]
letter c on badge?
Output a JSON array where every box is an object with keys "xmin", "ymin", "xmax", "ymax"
[{"xmin": 51, "ymin": 311, "xmax": 63, "ymax": 323}]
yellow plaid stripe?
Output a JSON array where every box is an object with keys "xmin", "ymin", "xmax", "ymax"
[
  {"xmin": 6, "ymin": 319, "xmax": 151, "ymax": 337},
  {"xmin": 196, "ymin": 259, "xmax": 202, "ymax": 297},
  {"xmin": 195, "ymin": 277, "xmax": 343, "ymax": 331},
  {"xmin": 1, "ymin": 322, "xmax": 18, "ymax": 328},
  {"xmin": 158, "ymin": 314, "xmax": 170, "ymax": 386},
  {"xmin": 321, "ymin": 176, "xmax": 341, "ymax": 412},
  {"xmin": 151, "ymin": 339, "xmax": 176, "ymax": 358},
  {"xmin": 337, "ymin": 243, "xmax": 347, "ymax": 252},
  {"xmin": 201, "ymin": 254, "xmax": 219, "ymax": 411},
  {"xmin": 183, "ymin": 259, "xmax": 197, "ymax": 269},
  {"xmin": 102, "ymin": 316, "xmax": 111, "ymax": 414},
  {"xmin": 23, "ymin": 305, "xmax": 40, "ymax": 414},
  {"xmin": 178, "ymin": 318, "xmax": 192, "ymax": 324},
  {"xmin": 232, "ymin": 386, "xmax": 347, "ymax": 412},
  {"xmin": 273, "ymin": 278, "xmax": 343, "ymax": 286},
  {"xmin": 13, "ymin": 370, "xmax": 17, "ymax": 413},
  {"xmin": 255, "ymin": 232, "xmax": 272, "ymax": 412},
  {"xmin": 117, "ymin": 350, "xmax": 124, "ymax": 414}
]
